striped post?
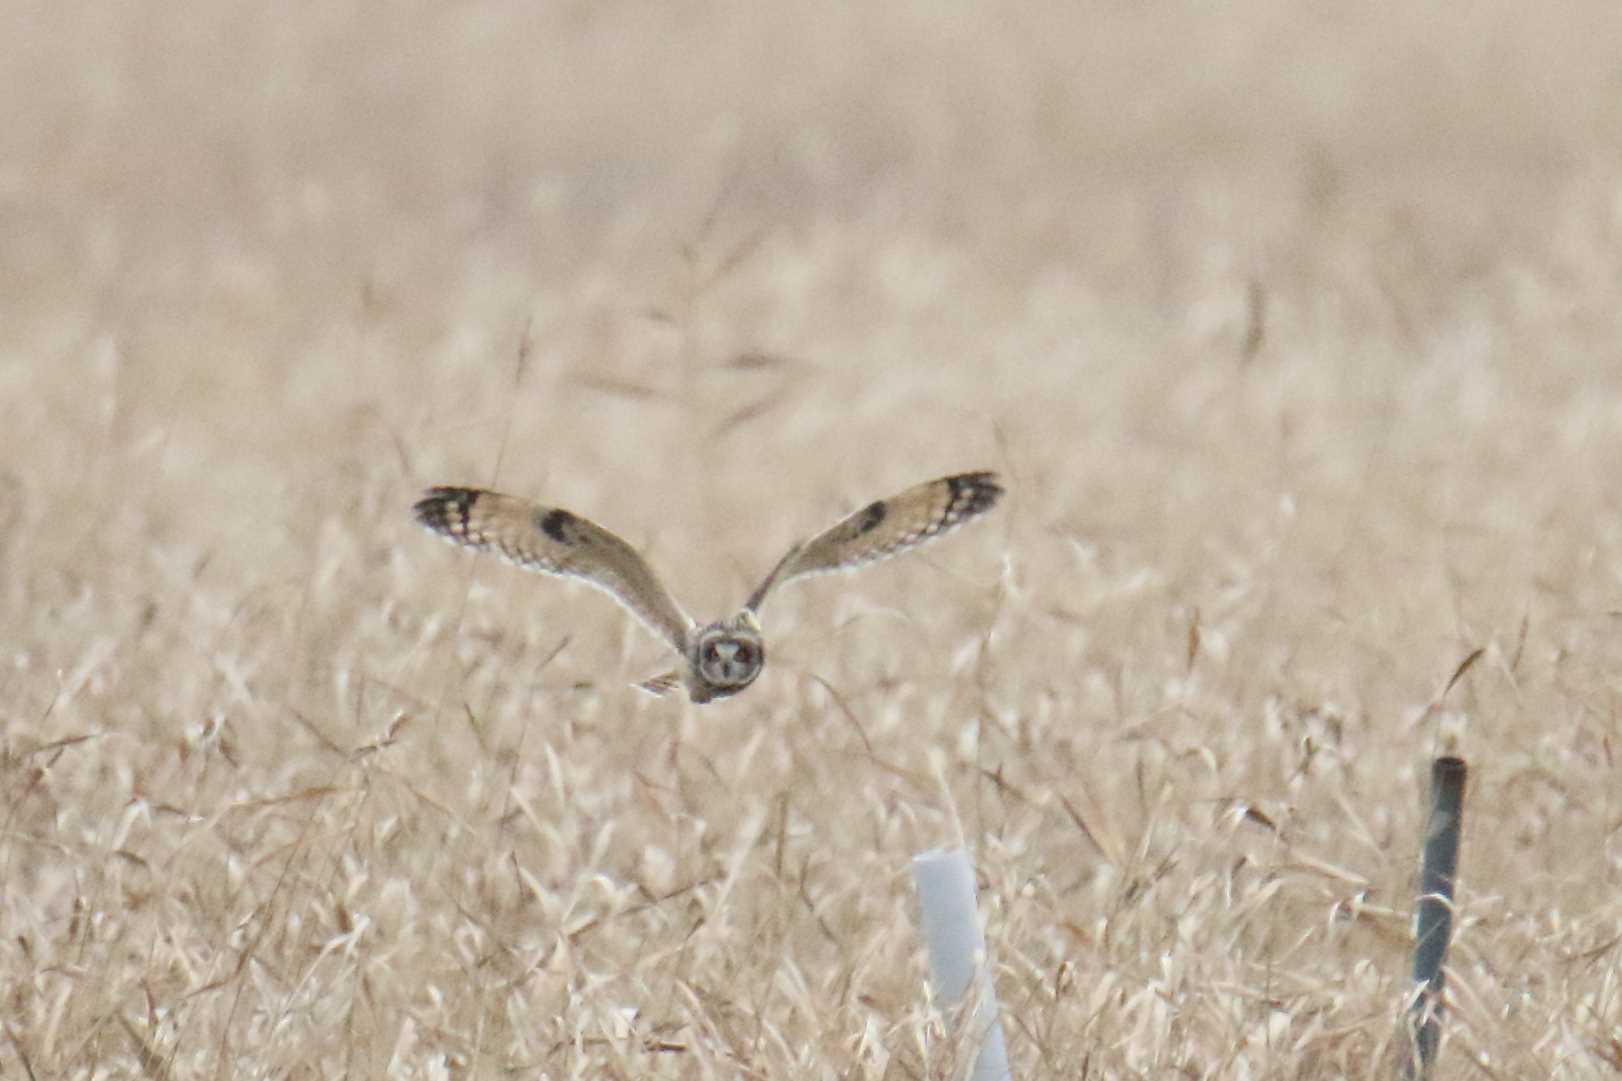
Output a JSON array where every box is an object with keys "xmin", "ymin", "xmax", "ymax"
[{"xmin": 1401, "ymin": 756, "xmax": 1467, "ymax": 1079}]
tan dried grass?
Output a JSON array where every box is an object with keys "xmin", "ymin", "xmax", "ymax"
[{"xmin": 4, "ymin": 3, "xmax": 1622, "ymax": 1077}]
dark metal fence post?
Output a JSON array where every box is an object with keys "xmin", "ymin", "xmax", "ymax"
[{"xmin": 1401, "ymin": 756, "xmax": 1467, "ymax": 1079}]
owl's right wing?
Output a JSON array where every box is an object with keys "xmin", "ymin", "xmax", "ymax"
[{"xmin": 413, "ymin": 487, "xmax": 695, "ymax": 656}]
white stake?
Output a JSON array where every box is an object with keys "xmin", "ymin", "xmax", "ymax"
[{"xmin": 911, "ymin": 847, "xmax": 1012, "ymax": 1081}]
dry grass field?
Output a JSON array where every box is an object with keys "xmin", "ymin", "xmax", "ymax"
[{"xmin": 5, "ymin": 2, "xmax": 1622, "ymax": 1077}]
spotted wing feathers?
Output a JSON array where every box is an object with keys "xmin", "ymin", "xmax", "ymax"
[
  {"xmin": 413, "ymin": 487, "xmax": 694, "ymax": 654},
  {"xmin": 745, "ymin": 471, "xmax": 1003, "ymax": 612}
]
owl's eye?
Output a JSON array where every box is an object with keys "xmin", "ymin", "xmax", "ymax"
[
  {"xmin": 703, "ymin": 644, "xmax": 719, "ymax": 663},
  {"xmin": 734, "ymin": 645, "xmax": 752, "ymax": 666}
]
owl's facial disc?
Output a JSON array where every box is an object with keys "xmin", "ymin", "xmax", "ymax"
[{"xmin": 692, "ymin": 619, "xmax": 765, "ymax": 697}]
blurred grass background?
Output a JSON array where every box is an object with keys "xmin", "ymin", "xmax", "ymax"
[{"xmin": 4, "ymin": 2, "xmax": 1622, "ymax": 1077}]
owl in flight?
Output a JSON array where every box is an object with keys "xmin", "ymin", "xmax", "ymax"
[{"xmin": 412, "ymin": 471, "xmax": 1003, "ymax": 703}]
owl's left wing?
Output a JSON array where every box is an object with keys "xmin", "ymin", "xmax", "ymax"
[
  {"xmin": 413, "ymin": 486, "xmax": 695, "ymax": 655},
  {"xmin": 744, "ymin": 471, "xmax": 1004, "ymax": 614}
]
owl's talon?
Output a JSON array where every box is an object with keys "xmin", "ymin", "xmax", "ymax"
[{"xmin": 638, "ymin": 671, "xmax": 682, "ymax": 697}]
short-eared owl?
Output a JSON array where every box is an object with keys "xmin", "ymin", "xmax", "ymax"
[{"xmin": 412, "ymin": 472, "xmax": 1003, "ymax": 702}]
